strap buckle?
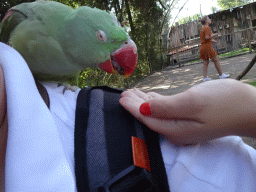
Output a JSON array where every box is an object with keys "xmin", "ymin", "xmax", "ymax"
[{"xmin": 98, "ymin": 165, "xmax": 153, "ymax": 192}]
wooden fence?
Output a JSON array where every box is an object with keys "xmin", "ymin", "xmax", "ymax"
[{"xmin": 167, "ymin": 26, "xmax": 256, "ymax": 66}]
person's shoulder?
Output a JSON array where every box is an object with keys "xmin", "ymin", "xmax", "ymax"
[
  {"xmin": 201, "ymin": 25, "xmax": 208, "ymax": 31},
  {"xmin": 202, "ymin": 25, "xmax": 211, "ymax": 33},
  {"xmin": 205, "ymin": 25, "xmax": 211, "ymax": 30}
]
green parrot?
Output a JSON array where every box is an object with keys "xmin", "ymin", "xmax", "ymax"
[{"xmin": 0, "ymin": 0, "xmax": 137, "ymax": 84}]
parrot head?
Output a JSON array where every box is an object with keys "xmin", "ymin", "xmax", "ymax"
[
  {"xmin": 0, "ymin": 1, "xmax": 138, "ymax": 82},
  {"xmin": 60, "ymin": 5, "xmax": 138, "ymax": 79}
]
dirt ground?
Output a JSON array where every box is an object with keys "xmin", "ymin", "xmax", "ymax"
[{"xmin": 131, "ymin": 52, "xmax": 256, "ymax": 149}]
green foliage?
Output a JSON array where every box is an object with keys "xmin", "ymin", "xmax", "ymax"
[
  {"xmin": 218, "ymin": 47, "xmax": 250, "ymax": 58},
  {"xmin": 248, "ymin": 81, "xmax": 256, "ymax": 86},
  {"xmin": 76, "ymin": 61, "xmax": 150, "ymax": 88},
  {"xmin": 178, "ymin": 13, "xmax": 200, "ymax": 24},
  {"xmin": 78, "ymin": 68, "xmax": 126, "ymax": 88},
  {"xmin": 217, "ymin": 0, "xmax": 250, "ymax": 10},
  {"xmin": 187, "ymin": 47, "xmax": 250, "ymax": 65},
  {"xmin": 130, "ymin": 0, "xmax": 165, "ymax": 72},
  {"xmin": 210, "ymin": 6, "xmax": 218, "ymax": 13},
  {"xmin": 53, "ymin": 0, "xmax": 81, "ymax": 8}
]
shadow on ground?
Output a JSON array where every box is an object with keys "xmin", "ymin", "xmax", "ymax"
[{"xmin": 132, "ymin": 53, "xmax": 256, "ymax": 96}]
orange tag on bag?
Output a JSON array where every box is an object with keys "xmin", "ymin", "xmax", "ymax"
[{"xmin": 132, "ymin": 136, "xmax": 151, "ymax": 172}]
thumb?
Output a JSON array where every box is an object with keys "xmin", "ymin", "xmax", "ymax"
[{"xmin": 140, "ymin": 90, "xmax": 201, "ymax": 120}]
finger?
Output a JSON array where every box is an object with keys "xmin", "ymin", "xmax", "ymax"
[
  {"xmin": 121, "ymin": 90, "xmax": 147, "ymax": 103},
  {"xmin": 119, "ymin": 96, "xmax": 144, "ymax": 122},
  {"xmin": 122, "ymin": 89, "xmax": 155, "ymax": 102},
  {"xmin": 120, "ymin": 96, "xmax": 204, "ymax": 145},
  {"xmin": 130, "ymin": 89, "xmax": 155, "ymax": 101},
  {"xmin": 140, "ymin": 89, "xmax": 204, "ymax": 120},
  {"xmin": 147, "ymin": 92, "xmax": 163, "ymax": 99},
  {"xmin": 120, "ymin": 95, "xmax": 214, "ymax": 145},
  {"xmin": 140, "ymin": 117, "xmax": 204, "ymax": 145}
]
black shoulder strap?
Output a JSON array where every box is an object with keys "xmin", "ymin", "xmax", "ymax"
[
  {"xmin": 35, "ymin": 80, "xmax": 50, "ymax": 109},
  {"xmin": 74, "ymin": 86, "xmax": 170, "ymax": 192},
  {"xmin": 74, "ymin": 86, "xmax": 91, "ymax": 191}
]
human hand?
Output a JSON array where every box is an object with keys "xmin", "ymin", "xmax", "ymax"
[
  {"xmin": 212, "ymin": 39, "xmax": 217, "ymax": 44},
  {"xmin": 119, "ymin": 79, "xmax": 256, "ymax": 145},
  {"xmin": 212, "ymin": 33, "xmax": 218, "ymax": 38}
]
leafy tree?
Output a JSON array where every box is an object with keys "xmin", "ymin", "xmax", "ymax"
[
  {"xmin": 210, "ymin": 6, "xmax": 218, "ymax": 13},
  {"xmin": 217, "ymin": 0, "xmax": 250, "ymax": 10},
  {"xmin": 178, "ymin": 13, "xmax": 200, "ymax": 24}
]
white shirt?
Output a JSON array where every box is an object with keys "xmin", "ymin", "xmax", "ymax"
[{"xmin": 45, "ymin": 83, "xmax": 256, "ymax": 192}]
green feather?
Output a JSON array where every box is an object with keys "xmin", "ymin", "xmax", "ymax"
[{"xmin": 0, "ymin": 11, "xmax": 27, "ymax": 44}]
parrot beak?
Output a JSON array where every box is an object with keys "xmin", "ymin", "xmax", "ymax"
[{"xmin": 98, "ymin": 38, "xmax": 138, "ymax": 78}]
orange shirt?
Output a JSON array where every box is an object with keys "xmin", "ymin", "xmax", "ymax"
[
  {"xmin": 200, "ymin": 25, "xmax": 212, "ymax": 44},
  {"xmin": 199, "ymin": 25, "xmax": 217, "ymax": 59}
]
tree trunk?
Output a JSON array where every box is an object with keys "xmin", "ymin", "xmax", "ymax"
[
  {"xmin": 158, "ymin": 0, "xmax": 167, "ymax": 9},
  {"xmin": 110, "ymin": 0, "xmax": 120, "ymax": 19},
  {"xmin": 236, "ymin": 54, "xmax": 256, "ymax": 80},
  {"xmin": 124, "ymin": 0, "xmax": 135, "ymax": 35},
  {"xmin": 112, "ymin": 2, "xmax": 118, "ymax": 18},
  {"xmin": 102, "ymin": 0, "xmax": 110, "ymax": 11},
  {"xmin": 145, "ymin": 23, "xmax": 151, "ymax": 73},
  {"xmin": 119, "ymin": 0, "xmax": 125, "ymax": 23}
]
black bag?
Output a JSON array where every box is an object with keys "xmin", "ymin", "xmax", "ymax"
[{"xmin": 36, "ymin": 82, "xmax": 170, "ymax": 192}]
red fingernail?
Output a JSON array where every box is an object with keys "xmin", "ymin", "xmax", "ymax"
[{"xmin": 140, "ymin": 103, "xmax": 152, "ymax": 116}]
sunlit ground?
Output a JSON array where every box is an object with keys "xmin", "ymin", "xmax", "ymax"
[{"xmin": 132, "ymin": 53, "xmax": 256, "ymax": 96}]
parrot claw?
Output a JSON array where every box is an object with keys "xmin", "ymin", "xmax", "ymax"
[{"xmin": 58, "ymin": 83, "xmax": 80, "ymax": 93}]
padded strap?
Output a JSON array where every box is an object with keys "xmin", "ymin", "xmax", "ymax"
[
  {"xmin": 74, "ymin": 86, "xmax": 170, "ymax": 192},
  {"xmin": 74, "ymin": 86, "xmax": 91, "ymax": 191},
  {"xmin": 35, "ymin": 80, "xmax": 50, "ymax": 109},
  {"xmin": 143, "ymin": 128, "xmax": 170, "ymax": 191}
]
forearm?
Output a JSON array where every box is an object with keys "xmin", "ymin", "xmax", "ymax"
[
  {"xmin": 205, "ymin": 35, "xmax": 211, "ymax": 40},
  {"xmin": 205, "ymin": 33, "xmax": 217, "ymax": 40},
  {"xmin": 235, "ymin": 83, "xmax": 256, "ymax": 138},
  {"xmin": 202, "ymin": 81, "xmax": 256, "ymax": 139}
]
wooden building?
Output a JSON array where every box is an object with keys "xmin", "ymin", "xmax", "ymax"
[
  {"xmin": 166, "ymin": 1, "xmax": 256, "ymax": 65},
  {"xmin": 167, "ymin": 21, "xmax": 201, "ymax": 49}
]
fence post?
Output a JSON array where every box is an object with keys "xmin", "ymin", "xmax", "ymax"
[
  {"xmin": 167, "ymin": 55, "xmax": 170, "ymax": 66},
  {"xmin": 175, "ymin": 46, "xmax": 181, "ymax": 67},
  {"xmin": 248, "ymin": 29, "xmax": 252, "ymax": 53}
]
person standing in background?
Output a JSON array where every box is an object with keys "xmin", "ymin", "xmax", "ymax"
[{"xmin": 200, "ymin": 16, "xmax": 229, "ymax": 82}]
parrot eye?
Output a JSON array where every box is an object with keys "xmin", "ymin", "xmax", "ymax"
[{"xmin": 96, "ymin": 30, "xmax": 107, "ymax": 42}]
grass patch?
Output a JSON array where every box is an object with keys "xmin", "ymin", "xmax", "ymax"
[
  {"xmin": 187, "ymin": 59, "xmax": 201, "ymax": 64},
  {"xmin": 218, "ymin": 47, "xmax": 250, "ymax": 58},
  {"xmin": 247, "ymin": 81, "xmax": 256, "ymax": 86},
  {"xmin": 186, "ymin": 48, "xmax": 251, "ymax": 65}
]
